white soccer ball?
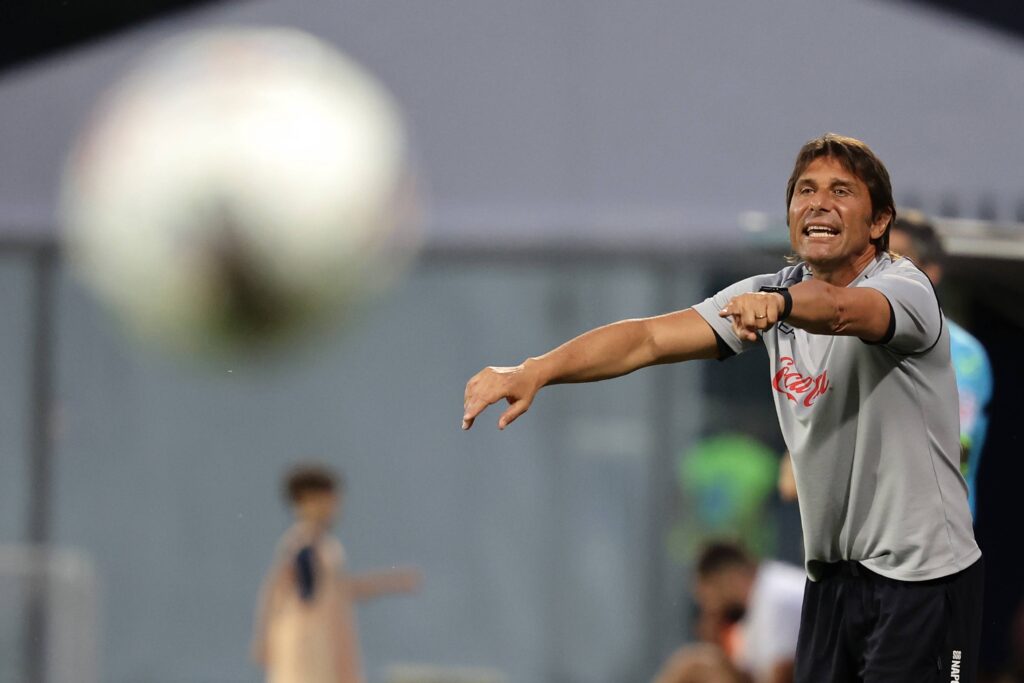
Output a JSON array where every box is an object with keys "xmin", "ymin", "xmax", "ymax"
[{"xmin": 61, "ymin": 27, "xmax": 416, "ymax": 355}]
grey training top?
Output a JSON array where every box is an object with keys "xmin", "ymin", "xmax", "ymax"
[{"xmin": 693, "ymin": 254, "xmax": 980, "ymax": 582}]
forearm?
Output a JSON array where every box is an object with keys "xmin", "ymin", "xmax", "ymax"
[
  {"xmin": 527, "ymin": 319, "xmax": 657, "ymax": 386},
  {"xmin": 462, "ymin": 309, "xmax": 716, "ymax": 430},
  {"xmin": 347, "ymin": 568, "xmax": 419, "ymax": 601},
  {"xmin": 786, "ymin": 279, "xmax": 888, "ymax": 339},
  {"xmin": 348, "ymin": 574, "xmax": 393, "ymax": 601},
  {"xmin": 529, "ymin": 310, "xmax": 716, "ymax": 387}
]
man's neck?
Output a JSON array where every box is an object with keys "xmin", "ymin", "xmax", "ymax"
[
  {"xmin": 295, "ymin": 518, "xmax": 329, "ymax": 538},
  {"xmin": 808, "ymin": 248, "xmax": 880, "ymax": 286}
]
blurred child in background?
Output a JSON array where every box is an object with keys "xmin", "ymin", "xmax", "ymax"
[{"xmin": 252, "ymin": 463, "xmax": 421, "ymax": 683}]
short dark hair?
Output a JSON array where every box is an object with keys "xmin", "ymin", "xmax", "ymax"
[
  {"xmin": 892, "ymin": 210, "xmax": 945, "ymax": 267},
  {"xmin": 786, "ymin": 133, "xmax": 896, "ymax": 253},
  {"xmin": 283, "ymin": 463, "xmax": 344, "ymax": 503},
  {"xmin": 696, "ymin": 541, "xmax": 754, "ymax": 578}
]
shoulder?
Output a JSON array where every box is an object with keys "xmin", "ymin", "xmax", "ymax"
[
  {"xmin": 275, "ymin": 525, "xmax": 305, "ymax": 552},
  {"xmin": 862, "ymin": 254, "xmax": 932, "ymax": 286},
  {"xmin": 856, "ymin": 256, "xmax": 943, "ymax": 351},
  {"xmin": 322, "ymin": 535, "xmax": 346, "ymax": 566}
]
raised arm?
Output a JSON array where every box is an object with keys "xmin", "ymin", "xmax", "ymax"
[
  {"xmin": 719, "ymin": 279, "xmax": 892, "ymax": 343},
  {"xmin": 462, "ymin": 308, "xmax": 718, "ymax": 430}
]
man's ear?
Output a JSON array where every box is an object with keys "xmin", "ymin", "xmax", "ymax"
[{"xmin": 871, "ymin": 210, "xmax": 893, "ymax": 239}]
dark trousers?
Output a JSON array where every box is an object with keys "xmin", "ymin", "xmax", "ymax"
[{"xmin": 795, "ymin": 557, "xmax": 984, "ymax": 683}]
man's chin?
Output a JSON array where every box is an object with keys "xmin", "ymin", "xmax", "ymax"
[{"xmin": 796, "ymin": 248, "xmax": 842, "ymax": 269}]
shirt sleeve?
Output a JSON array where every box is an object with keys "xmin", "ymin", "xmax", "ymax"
[
  {"xmin": 691, "ymin": 274, "xmax": 779, "ymax": 357},
  {"xmin": 857, "ymin": 265, "xmax": 942, "ymax": 354}
]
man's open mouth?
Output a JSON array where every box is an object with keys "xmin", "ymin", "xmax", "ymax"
[{"xmin": 804, "ymin": 225, "xmax": 840, "ymax": 237}]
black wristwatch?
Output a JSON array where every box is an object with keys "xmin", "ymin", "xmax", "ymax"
[{"xmin": 759, "ymin": 286, "xmax": 793, "ymax": 321}]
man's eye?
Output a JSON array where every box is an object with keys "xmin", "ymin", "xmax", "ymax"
[
  {"xmin": 834, "ymin": 188, "xmax": 850, "ymax": 197},
  {"xmin": 799, "ymin": 187, "xmax": 814, "ymax": 195}
]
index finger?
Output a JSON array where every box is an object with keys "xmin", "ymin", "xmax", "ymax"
[{"xmin": 462, "ymin": 395, "xmax": 493, "ymax": 430}]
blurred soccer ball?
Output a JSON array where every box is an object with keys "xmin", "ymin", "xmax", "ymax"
[{"xmin": 62, "ymin": 27, "xmax": 416, "ymax": 355}]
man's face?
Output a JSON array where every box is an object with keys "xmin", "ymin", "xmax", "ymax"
[
  {"xmin": 788, "ymin": 156, "xmax": 889, "ymax": 271},
  {"xmin": 694, "ymin": 568, "xmax": 750, "ymax": 622},
  {"xmin": 295, "ymin": 490, "xmax": 340, "ymax": 528}
]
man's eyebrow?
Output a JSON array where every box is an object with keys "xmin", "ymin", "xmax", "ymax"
[{"xmin": 828, "ymin": 178, "xmax": 856, "ymax": 188}]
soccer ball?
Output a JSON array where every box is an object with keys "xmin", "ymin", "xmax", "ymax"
[{"xmin": 61, "ymin": 27, "xmax": 417, "ymax": 356}]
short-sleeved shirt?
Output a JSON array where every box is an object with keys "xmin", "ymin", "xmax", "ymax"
[
  {"xmin": 262, "ymin": 525, "xmax": 364, "ymax": 683},
  {"xmin": 693, "ymin": 254, "xmax": 980, "ymax": 582}
]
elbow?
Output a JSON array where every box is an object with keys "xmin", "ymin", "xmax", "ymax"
[
  {"xmin": 827, "ymin": 287, "xmax": 882, "ymax": 338},
  {"xmin": 809, "ymin": 284, "xmax": 851, "ymax": 335},
  {"xmin": 640, "ymin": 317, "xmax": 690, "ymax": 366},
  {"xmin": 791, "ymin": 281, "xmax": 877, "ymax": 338},
  {"xmin": 638, "ymin": 320, "xmax": 663, "ymax": 366},
  {"xmin": 830, "ymin": 297, "xmax": 853, "ymax": 335}
]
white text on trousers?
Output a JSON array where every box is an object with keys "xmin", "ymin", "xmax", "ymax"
[{"xmin": 950, "ymin": 649, "xmax": 962, "ymax": 682}]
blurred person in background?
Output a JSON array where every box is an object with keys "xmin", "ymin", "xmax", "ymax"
[
  {"xmin": 653, "ymin": 643, "xmax": 749, "ymax": 683},
  {"xmin": 889, "ymin": 211, "xmax": 993, "ymax": 516},
  {"xmin": 252, "ymin": 463, "xmax": 421, "ymax": 683},
  {"xmin": 464, "ymin": 133, "xmax": 982, "ymax": 682},
  {"xmin": 659, "ymin": 541, "xmax": 803, "ymax": 683}
]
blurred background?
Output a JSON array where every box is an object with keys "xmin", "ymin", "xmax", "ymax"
[{"xmin": 1, "ymin": 1, "xmax": 1023, "ymax": 682}]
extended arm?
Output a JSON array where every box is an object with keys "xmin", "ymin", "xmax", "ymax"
[
  {"xmin": 462, "ymin": 308, "xmax": 719, "ymax": 430},
  {"xmin": 346, "ymin": 566, "xmax": 421, "ymax": 602},
  {"xmin": 719, "ymin": 279, "xmax": 891, "ymax": 343}
]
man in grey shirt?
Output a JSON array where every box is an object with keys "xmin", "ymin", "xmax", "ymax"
[{"xmin": 462, "ymin": 133, "xmax": 983, "ymax": 682}]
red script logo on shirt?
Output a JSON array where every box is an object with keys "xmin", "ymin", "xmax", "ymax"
[{"xmin": 773, "ymin": 356, "xmax": 829, "ymax": 407}]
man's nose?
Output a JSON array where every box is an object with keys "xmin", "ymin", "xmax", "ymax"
[{"xmin": 810, "ymin": 191, "xmax": 835, "ymax": 212}]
